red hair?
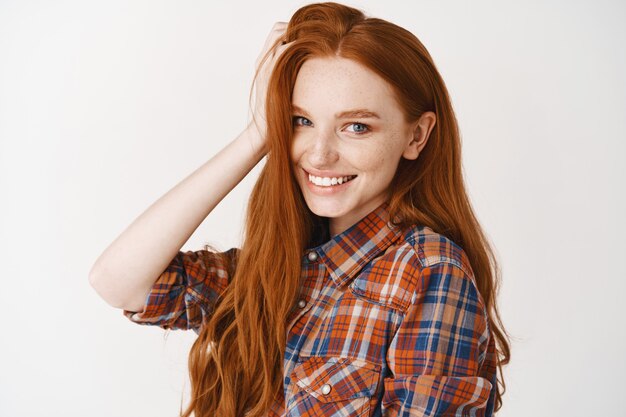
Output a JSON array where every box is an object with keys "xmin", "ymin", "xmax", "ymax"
[{"xmin": 180, "ymin": 2, "xmax": 511, "ymax": 416}]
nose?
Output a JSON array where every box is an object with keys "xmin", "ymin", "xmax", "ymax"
[{"xmin": 307, "ymin": 130, "xmax": 339, "ymax": 167}]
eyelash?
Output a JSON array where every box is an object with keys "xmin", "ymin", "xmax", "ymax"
[{"xmin": 292, "ymin": 116, "xmax": 371, "ymax": 136}]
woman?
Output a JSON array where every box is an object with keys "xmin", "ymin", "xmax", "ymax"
[{"xmin": 89, "ymin": 2, "xmax": 510, "ymax": 416}]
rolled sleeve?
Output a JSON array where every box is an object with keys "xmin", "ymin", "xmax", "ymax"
[
  {"xmin": 382, "ymin": 261, "xmax": 494, "ymax": 416},
  {"xmin": 122, "ymin": 247, "xmax": 238, "ymax": 334}
]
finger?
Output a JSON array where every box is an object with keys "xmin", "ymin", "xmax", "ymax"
[
  {"xmin": 257, "ymin": 24, "xmax": 289, "ymax": 64},
  {"xmin": 269, "ymin": 30, "xmax": 287, "ymax": 45},
  {"xmin": 262, "ymin": 24, "xmax": 285, "ymax": 43},
  {"xmin": 262, "ymin": 28, "xmax": 287, "ymax": 54},
  {"xmin": 269, "ymin": 23, "xmax": 287, "ymax": 37},
  {"xmin": 270, "ymin": 38, "xmax": 291, "ymax": 58}
]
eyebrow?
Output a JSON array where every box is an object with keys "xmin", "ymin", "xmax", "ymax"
[{"xmin": 292, "ymin": 105, "xmax": 381, "ymax": 120}]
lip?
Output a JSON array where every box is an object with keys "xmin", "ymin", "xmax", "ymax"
[
  {"xmin": 302, "ymin": 167, "xmax": 357, "ymax": 195},
  {"xmin": 303, "ymin": 168, "xmax": 357, "ymax": 178}
]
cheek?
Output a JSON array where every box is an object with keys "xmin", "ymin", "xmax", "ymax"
[{"xmin": 357, "ymin": 144, "xmax": 391, "ymax": 171}]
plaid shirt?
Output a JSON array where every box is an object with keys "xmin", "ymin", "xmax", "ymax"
[{"xmin": 123, "ymin": 200, "xmax": 498, "ymax": 416}]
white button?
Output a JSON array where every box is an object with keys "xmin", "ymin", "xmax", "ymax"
[
  {"xmin": 321, "ymin": 383, "xmax": 332, "ymax": 395},
  {"xmin": 297, "ymin": 299, "xmax": 306, "ymax": 308},
  {"xmin": 307, "ymin": 251, "xmax": 318, "ymax": 261}
]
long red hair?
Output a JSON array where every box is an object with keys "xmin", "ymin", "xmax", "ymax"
[{"xmin": 180, "ymin": 2, "xmax": 511, "ymax": 416}]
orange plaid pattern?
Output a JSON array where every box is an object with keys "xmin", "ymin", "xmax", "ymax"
[{"xmin": 123, "ymin": 200, "xmax": 497, "ymax": 416}]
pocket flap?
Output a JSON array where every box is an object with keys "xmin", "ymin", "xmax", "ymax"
[{"xmin": 290, "ymin": 356, "xmax": 380, "ymax": 403}]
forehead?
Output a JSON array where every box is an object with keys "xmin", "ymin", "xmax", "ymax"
[{"xmin": 292, "ymin": 56, "xmax": 401, "ymax": 118}]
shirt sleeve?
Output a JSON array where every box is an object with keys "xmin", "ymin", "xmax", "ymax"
[
  {"xmin": 121, "ymin": 246, "xmax": 239, "ymax": 334},
  {"xmin": 382, "ymin": 261, "xmax": 494, "ymax": 416}
]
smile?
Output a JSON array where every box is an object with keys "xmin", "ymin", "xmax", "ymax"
[
  {"xmin": 307, "ymin": 173, "xmax": 357, "ymax": 187},
  {"xmin": 302, "ymin": 168, "xmax": 358, "ymax": 195}
]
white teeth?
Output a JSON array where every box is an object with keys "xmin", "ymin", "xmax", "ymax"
[{"xmin": 308, "ymin": 173, "xmax": 356, "ymax": 187}]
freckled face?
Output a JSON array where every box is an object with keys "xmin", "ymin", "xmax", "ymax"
[{"xmin": 290, "ymin": 56, "xmax": 415, "ymax": 237}]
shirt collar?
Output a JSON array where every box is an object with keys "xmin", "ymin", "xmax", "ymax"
[{"xmin": 304, "ymin": 200, "xmax": 406, "ymax": 288}]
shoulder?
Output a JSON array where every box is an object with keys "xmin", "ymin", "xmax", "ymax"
[
  {"xmin": 404, "ymin": 225, "xmax": 486, "ymax": 316},
  {"xmin": 405, "ymin": 224, "xmax": 474, "ymax": 277},
  {"xmin": 348, "ymin": 224, "xmax": 476, "ymax": 312}
]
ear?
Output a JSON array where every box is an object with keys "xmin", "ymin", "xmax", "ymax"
[{"xmin": 402, "ymin": 111, "xmax": 437, "ymax": 160}]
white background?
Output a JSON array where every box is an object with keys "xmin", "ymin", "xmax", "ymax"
[{"xmin": 1, "ymin": 1, "xmax": 624, "ymax": 416}]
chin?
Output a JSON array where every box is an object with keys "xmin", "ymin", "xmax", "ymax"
[{"xmin": 305, "ymin": 198, "xmax": 347, "ymax": 218}]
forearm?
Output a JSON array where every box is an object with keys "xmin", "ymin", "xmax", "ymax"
[{"xmin": 88, "ymin": 124, "xmax": 265, "ymax": 310}]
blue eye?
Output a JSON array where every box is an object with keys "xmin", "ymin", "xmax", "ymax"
[
  {"xmin": 346, "ymin": 122, "xmax": 370, "ymax": 135},
  {"xmin": 292, "ymin": 116, "xmax": 312, "ymax": 126}
]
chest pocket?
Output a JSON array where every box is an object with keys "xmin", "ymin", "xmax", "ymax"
[{"xmin": 286, "ymin": 355, "xmax": 381, "ymax": 416}]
